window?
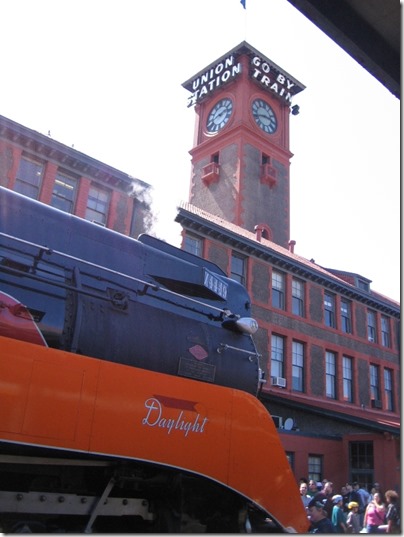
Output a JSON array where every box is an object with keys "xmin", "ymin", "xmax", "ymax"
[
  {"xmin": 231, "ymin": 253, "xmax": 246, "ymax": 285},
  {"xmin": 367, "ymin": 310, "xmax": 377, "ymax": 343},
  {"xmin": 15, "ymin": 156, "xmax": 43, "ymax": 199},
  {"xmin": 370, "ymin": 364, "xmax": 381, "ymax": 403},
  {"xmin": 384, "ymin": 369, "xmax": 394, "ymax": 411},
  {"xmin": 184, "ymin": 235, "xmax": 202, "ymax": 257},
  {"xmin": 357, "ymin": 279, "xmax": 370, "ymax": 293},
  {"xmin": 349, "ymin": 441, "xmax": 374, "ymax": 490},
  {"xmin": 272, "ymin": 270, "xmax": 285, "ymax": 309},
  {"xmin": 381, "ymin": 316, "xmax": 391, "ymax": 347},
  {"xmin": 292, "ymin": 341, "xmax": 304, "ymax": 392},
  {"xmin": 324, "ymin": 292, "xmax": 336, "ymax": 328},
  {"xmin": 326, "ymin": 351, "xmax": 337, "ymax": 399},
  {"xmin": 308, "ymin": 455, "xmax": 323, "ymax": 483},
  {"xmin": 202, "ymin": 153, "xmax": 220, "ymax": 185},
  {"xmin": 285, "ymin": 452, "xmax": 295, "ymax": 472},
  {"xmin": 340, "ymin": 299, "xmax": 352, "ymax": 334},
  {"xmin": 85, "ymin": 185, "xmax": 110, "ymax": 225},
  {"xmin": 292, "ymin": 278, "xmax": 304, "ymax": 316},
  {"xmin": 51, "ymin": 172, "xmax": 77, "ymax": 213},
  {"xmin": 342, "ymin": 356, "xmax": 353, "ymax": 402},
  {"xmin": 255, "ymin": 223, "xmax": 272, "ymax": 240},
  {"xmin": 271, "ymin": 334, "xmax": 285, "ymax": 378}
]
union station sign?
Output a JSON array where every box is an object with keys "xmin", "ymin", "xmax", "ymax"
[{"xmin": 183, "ymin": 41, "xmax": 305, "ymax": 107}]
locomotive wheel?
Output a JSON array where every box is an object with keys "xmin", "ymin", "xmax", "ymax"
[
  {"xmin": 153, "ymin": 507, "xmax": 181, "ymax": 533},
  {"xmin": 10, "ymin": 520, "xmax": 47, "ymax": 533}
]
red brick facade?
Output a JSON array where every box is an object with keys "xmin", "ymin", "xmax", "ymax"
[
  {"xmin": 0, "ymin": 115, "xmax": 151, "ymax": 239},
  {"xmin": 179, "ymin": 42, "xmax": 400, "ymax": 494}
]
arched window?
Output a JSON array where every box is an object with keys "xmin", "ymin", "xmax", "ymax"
[{"xmin": 254, "ymin": 223, "xmax": 272, "ymax": 241}]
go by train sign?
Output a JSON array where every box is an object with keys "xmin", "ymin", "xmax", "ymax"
[{"xmin": 183, "ymin": 41, "xmax": 305, "ymax": 107}]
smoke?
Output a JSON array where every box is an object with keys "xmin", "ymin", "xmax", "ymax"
[
  {"xmin": 127, "ymin": 177, "xmax": 156, "ymax": 235},
  {"xmin": 127, "ymin": 177, "xmax": 183, "ymax": 246}
]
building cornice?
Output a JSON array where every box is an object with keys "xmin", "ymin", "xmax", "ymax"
[
  {"xmin": 176, "ymin": 203, "xmax": 400, "ymax": 317},
  {"xmin": 0, "ymin": 114, "xmax": 149, "ymax": 193}
]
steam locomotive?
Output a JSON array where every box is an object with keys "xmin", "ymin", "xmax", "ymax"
[
  {"xmin": 0, "ymin": 187, "xmax": 261, "ymax": 395},
  {"xmin": 0, "ymin": 187, "xmax": 308, "ymax": 533}
]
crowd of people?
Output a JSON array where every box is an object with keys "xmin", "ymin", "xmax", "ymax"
[{"xmin": 298, "ymin": 478, "xmax": 400, "ymax": 534}]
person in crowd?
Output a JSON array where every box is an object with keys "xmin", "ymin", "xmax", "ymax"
[
  {"xmin": 353, "ymin": 482, "xmax": 370, "ymax": 526},
  {"xmin": 363, "ymin": 491, "xmax": 386, "ymax": 533},
  {"xmin": 369, "ymin": 486, "xmax": 378, "ymax": 503},
  {"xmin": 341, "ymin": 485, "xmax": 350, "ymax": 513},
  {"xmin": 307, "ymin": 498, "xmax": 335, "ymax": 533},
  {"xmin": 383, "ymin": 490, "xmax": 400, "ymax": 533},
  {"xmin": 313, "ymin": 481, "xmax": 334, "ymax": 519},
  {"xmin": 300, "ymin": 481, "xmax": 312, "ymax": 509},
  {"xmin": 353, "ymin": 481, "xmax": 370, "ymax": 503},
  {"xmin": 346, "ymin": 483, "xmax": 361, "ymax": 509},
  {"xmin": 308, "ymin": 479, "xmax": 319, "ymax": 497},
  {"xmin": 346, "ymin": 501, "xmax": 361, "ymax": 533},
  {"xmin": 370, "ymin": 483, "xmax": 382, "ymax": 501},
  {"xmin": 331, "ymin": 495, "xmax": 347, "ymax": 533}
]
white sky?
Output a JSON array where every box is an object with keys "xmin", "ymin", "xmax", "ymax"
[{"xmin": 0, "ymin": 0, "xmax": 400, "ymax": 302}]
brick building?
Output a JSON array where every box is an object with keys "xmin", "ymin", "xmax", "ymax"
[
  {"xmin": 0, "ymin": 114, "xmax": 152, "ymax": 239},
  {"xmin": 177, "ymin": 42, "xmax": 400, "ymax": 492}
]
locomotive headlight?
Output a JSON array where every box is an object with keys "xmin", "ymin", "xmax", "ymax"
[
  {"xmin": 222, "ymin": 316, "xmax": 259, "ymax": 335},
  {"xmin": 236, "ymin": 317, "xmax": 259, "ymax": 335}
]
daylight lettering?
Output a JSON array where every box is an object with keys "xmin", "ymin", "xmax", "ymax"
[{"xmin": 142, "ymin": 397, "xmax": 208, "ymax": 437}]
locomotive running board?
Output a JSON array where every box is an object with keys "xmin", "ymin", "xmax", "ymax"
[{"xmin": 0, "ymin": 490, "xmax": 153, "ymax": 520}]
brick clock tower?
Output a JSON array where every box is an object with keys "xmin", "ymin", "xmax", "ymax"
[{"xmin": 182, "ymin": 42, "xmax": 305, "ymax": 249}]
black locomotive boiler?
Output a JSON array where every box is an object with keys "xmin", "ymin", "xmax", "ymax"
[{"xmin": 0, "ymin": 187, "xmax": 262, "ymax": 396}]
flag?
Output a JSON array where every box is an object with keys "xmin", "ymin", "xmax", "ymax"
[{"xmin": 240, "ymin": 0, "xmax": 246, "ymax": 8}]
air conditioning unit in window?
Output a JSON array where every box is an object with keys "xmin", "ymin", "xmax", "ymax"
[
  {"xmin": 260, "ymin": 163, "xmax": 278, "ymax": 188},
  {"xmin": 271, "ymin": 376, "xmax": 286, "ymax": 388},
  {"xmin": 201, "ymin": 162, "xmax": 220, "ymax": 186},
  {"xmin": 272, "ymin": 415, "xmax": 283, "ymax": 429},
  {"xmin": 371, "ymin": 399, "xmax": 382, "ymax": 409}
]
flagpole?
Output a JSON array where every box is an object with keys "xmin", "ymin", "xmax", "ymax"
[{"xmin": 240, "ymin": 0, "xmax": 247, "ymax": 40}]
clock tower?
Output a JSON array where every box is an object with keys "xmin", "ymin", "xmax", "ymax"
[{"xmin": 182, "ymin": 42, "xmax": 305, "ymax": 249}]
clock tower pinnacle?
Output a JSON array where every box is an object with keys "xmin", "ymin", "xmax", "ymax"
[{"xmin": 182, "ymin": 41, "xmax": 305, "ymax": 249}]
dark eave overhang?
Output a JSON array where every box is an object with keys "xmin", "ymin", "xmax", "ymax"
[
  {"xmin": 0, "ymin": 114, "xmax": 149, "ymax": 192},
  {"xmin": 286, "ymin": 0, "xmax": 400, "ymax": 100},
  {"xmin": 175, "ymin": 207, "xmax": 400, "ymax": 317},
  {"xmin": 261, "ymin": 392, "xmax": 400, "ymax": 436}
]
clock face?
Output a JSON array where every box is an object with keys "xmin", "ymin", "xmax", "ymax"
[
  {"xmin": 206, "ymin": 98, "xmax": 233, "ymax": 133},
  {"xmin": 252, "ymin": 99, "xmax": 277, "ymax": 134}
]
